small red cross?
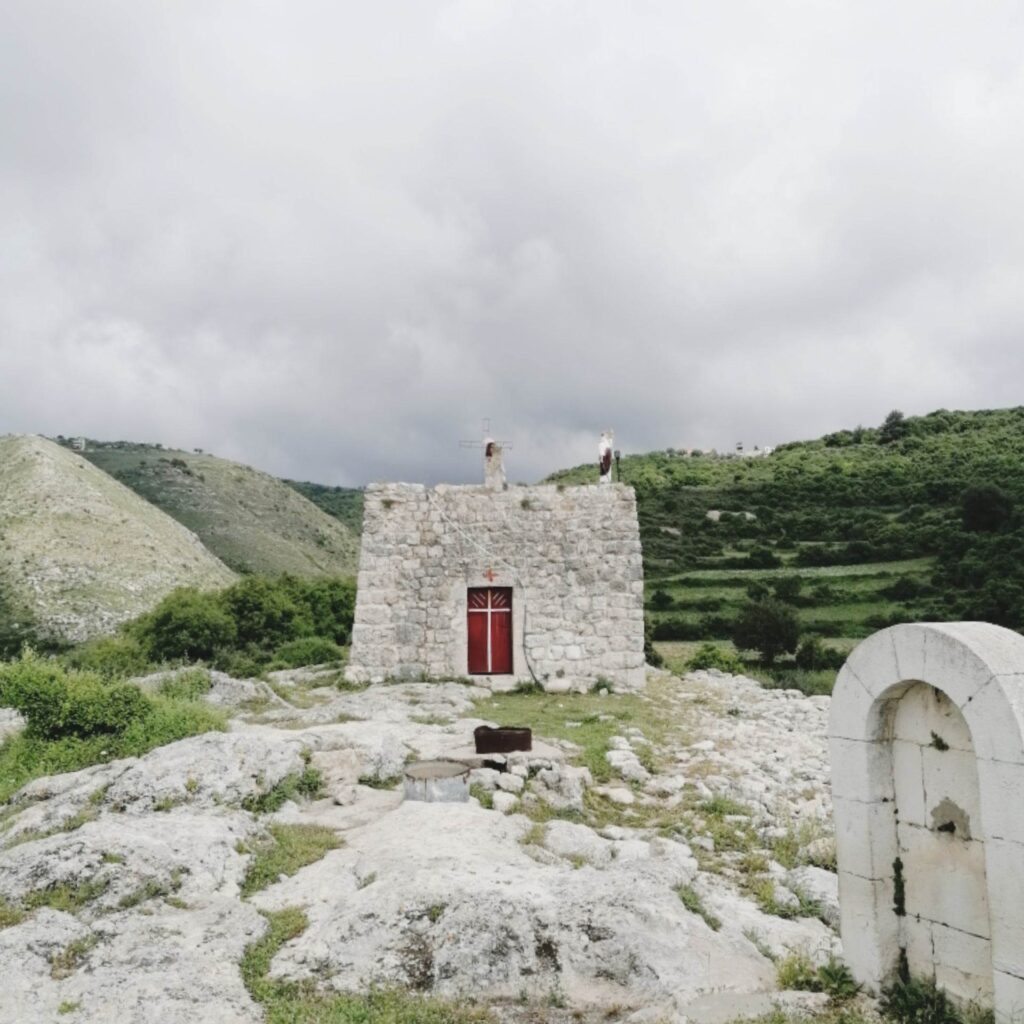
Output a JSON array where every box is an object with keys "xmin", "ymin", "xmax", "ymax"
[{"xmin": 483, "ymin": 568, "xmax": 497, "ymax": 581}]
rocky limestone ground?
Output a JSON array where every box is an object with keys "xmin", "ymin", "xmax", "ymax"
[{"xmin": 0, "ymin": 667, "xmax": 841, "ymax": 1024}]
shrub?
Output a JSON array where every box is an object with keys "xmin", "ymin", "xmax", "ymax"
[
  {"xmin": 0, "ymin": 653, "xmax": 149, "ymax": 740},
  {"xmin": 644, "ymin": 617, "xmax": 664, "ymax": 667},
  {"xmin": 134, "ymin": 588, "xmax": 236, "ymax": 661},
  {"xmin": 794, "ymin": 637, "xmax": 846, "ymax": 671},
  {"xmin": 0, "ymin": 654, "xmax": 226, "ymax": 803},
  {"xmin": 880, "ymin": 975, "xmax": 962, "ymax": 1024},
  {"xmin": 687, "ymin": 643, "xmax": 745, "ymax": 675},
  {"xmin": 268, "ymin": 636, "xmax": 344, "ymax": 670},
  {"xmin": 64, "ymin": 635, "xmax": 149, "ymax": 678},
  {"xmin": 222, "ymin": 576, "xmax": 311, "ymax": 650}
]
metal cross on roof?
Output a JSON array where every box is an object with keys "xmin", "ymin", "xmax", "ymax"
[{"xmin": 458, "ymin": 418, "xmax": 512, "ymax": 451}]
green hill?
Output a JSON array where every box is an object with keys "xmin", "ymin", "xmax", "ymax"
[
  {"xmin": 283, "ymin": 479, "xmax": 364, "ymax": 535},
  {"xmin": 78, "ymin": 441, "xmax": 360, "ymax": 579},
  {"xmin": 548, "ymin": 407, "xmax": 1024, "ymax": 646},
  {"xmin": 0, "ymin": 435, "xmax": 235, "ymax": 649}
]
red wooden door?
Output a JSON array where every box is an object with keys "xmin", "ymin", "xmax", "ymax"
[{"xmin": 467, "ymin": 587, "xmax": 513, "ymax": 674}]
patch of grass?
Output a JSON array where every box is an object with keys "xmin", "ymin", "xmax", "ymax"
[
  {"xmin": 700, "ymin": 795, "xmax": 751, "ymax": 817},
  {"xmin": 0, "ymin": 694, "xmax": 226, "ymax": 805},
  {"xmin": 242, "ymin": 766, "xmax": 324, "ymax": 813},
  {"xmin": 0, "ymin": 896, "xmax": 26, "ymax": 928},
  {"xmin": 358, "ymin": 774, "xmax": 402, "ymax": 790},
  {"xmin": 241, "ymin": 907, "xmax": 494, "ymax": 1022},
  {"xmin": 24, "ymin": 877, "xmax": 109, "ymax": 914},
  {"xmin": 469, "ymin": 783, "xmax": 494, "ymax": 809},
  {"xmin": 240, "ymin": 823, "xmax": 341, "ymax": 897},
  {"xmin": 776, "ymin": 950, "xmax": 821, "ymax": 990},
  {"xmin": 157, "ymin": 669, "xmax": 212, "ymax": 702},
  {"xmin": 743, "ymin": 876, "xmax": 821, "ymax": 920},
  {"xmin": 57, "ymin": 1001, "xmax": 81, "ymax": 1014},
  {"xmin": 474, "ymin": 680, "xmax": 681, "ymax": 789},
  {"xmin": 521, "ymin": 822, "xmax": 546, "ymax": 847},
  {"xmin": 770, "ymin": 819, "xmax": 834, "ymax": 871},
  {"xmin": 51, "ymin": 934, "xmax": 98, "ymax": 979},
  {"xmin": 117, "ymin": 869, "xmax": 184, "ymax": 909},
  {"xmin": 676, "ymin": 884, "xmax": 722, "ymax": 930}
]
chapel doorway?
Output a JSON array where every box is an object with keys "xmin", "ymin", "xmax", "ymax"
[{"xmin": 467, "ymin": 587, "xmax": 513, "ymax": 674}]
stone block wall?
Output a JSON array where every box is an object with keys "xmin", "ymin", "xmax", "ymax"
[{"xmin": 346, "ymin": 482, "xmax": 646, "ymax": 691}]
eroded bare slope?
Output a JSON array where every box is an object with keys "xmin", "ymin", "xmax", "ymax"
[{"xmin": 0, "ymin": 435, "xmax": 235, "ymax": 644}]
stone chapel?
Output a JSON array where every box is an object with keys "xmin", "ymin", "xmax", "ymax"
[{"xmin": 345, "ymin": 433, "xmax": 647, "ymax": 691}]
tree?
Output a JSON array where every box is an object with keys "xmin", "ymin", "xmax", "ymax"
[
  {"xmin": 732, "ymin": 598, "xmax": 800, "ymax": 664},
  {"xmin": 878, "ymin": 410, "xmax": 909, "ymax": 444},
  {"xmin": 961, "ymin": 485, "xmax": 1014, "ymax": 533}
]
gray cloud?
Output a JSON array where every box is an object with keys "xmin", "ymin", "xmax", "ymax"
[{"xmin": 2, "ymin": 1, "xmax": 1023, "ymax": 485}]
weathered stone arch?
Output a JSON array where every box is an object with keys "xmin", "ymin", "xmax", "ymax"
[{"xmin": 830, "ymin": 622, "xmax": 1024, "ymax": 1022}]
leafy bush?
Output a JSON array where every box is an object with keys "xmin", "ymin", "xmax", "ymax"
[
  {"xmin": 268, "ymin": 636, "xmax": 344, "ymax": 670},
  {"xmin": 880, "ymin": 975, "xmax": 963, "ymax": 1024},
  {"xmin": 0, "ymin": 653, "xmax": 225, "ymax": 803},
  {"xmin": 222, "ymin": 576, "xmax": 311, "ymax": 650},
  {"xmin": 64, "ymin": 635, "xmax": 149, "ymax": 678},
  {"xmin": 133, "ymin": 588, "xmax": 236, "ymax": 661},
  {"xmin": 0, "ymin": 654, "xmax": 149, "ymax": 740},
  {"xmin": 126, "ymin": 575, "xmax": 356, "ymax": 674},
  {"xmin": 644, "ymin": 617, "xmax": 664, "ymax": 667},
  {"xmin": 687, "ymin": 643, "xmax": 745, "ymax": 675},
  {"xmin": 776, "ymin": 953, "xmax": 861, "ymax": 1001}
]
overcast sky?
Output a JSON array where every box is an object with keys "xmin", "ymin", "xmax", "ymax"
[{"xmin": 2, "ymin": 2, "xmax": 1023, "ymax": 486}]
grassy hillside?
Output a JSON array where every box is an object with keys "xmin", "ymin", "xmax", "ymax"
[
  {"xmin": 282, "ymin": 480, "xmax": 364, "ymax": 535},
  {"xmin": 0, "ymin": 435, "xmax": 235, "ymax": 649},
  {"xmin": 548, "ymin": 407, "xmax": 1024, "ymax": 648},
  {"xmin": 78, "ymin": 441, "xmax": 359, "ymax": 579}
]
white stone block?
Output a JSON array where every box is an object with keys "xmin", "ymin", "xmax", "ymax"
[
  {"xmin": 844, "ymin": 630, "xmax": 903, "ymax": 698},
  {"xmin": 921, "ymin": 746, "xmax": 981, "ymax": 834},
  {"xmin": 962, "ymin": 673, "xmax": 1024, "ymax": 764},
  {"xmin": 902, "ymin": 915, "xmax": 936, "ymax": 981},
  {"xmin": 899, "ymin": 824, "xmax": 990, "ymax": 939},
  {"xmin": 932, "ymin": 922, "xmax": 994, "ymax": 1003},
  {"xmin": 893, "ymin": 683, "xmax": 974, "ymax": 752},
  {"xmin": 977, "ymin": 759, "xmax": 1024, "ymax": 845},
  {"xmin": 831, "ymin": 737, "xmax": 896, "ymax": 803},
  {"xmin": 892, "ymin": 740, "xmax": 927, "ymax": 827},
  {"xmin": 994, "ymin": 969, "xmax": 1024, "ymax": 1024},
  {"xmin": 833, "ymin": 795, "xmax": 898, "ymax": 880},
  {"xmin": 830, "ymin": 665, "xmax": 886, "ymax": 741},
  {"xmin": 837, "ymin": 870, "xmax": 900, "ymax": 989},
  {"xmin": 984, "ymin": 838, "xmax": 1024, "ymax": 978}
]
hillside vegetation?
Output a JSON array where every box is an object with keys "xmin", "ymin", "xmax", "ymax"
[
  {"xmin": 283, "ymin": 479, "xmax": 364, "ymax": 535},
  {"xmin": 548, "ymin": 407, "xmax": 1024, "ymax": 663},
  {"xmin": 78, "ymin": 441, "xmax": 359, "ymax": 579},
  {"xmin": 0, "ymin": 435, "xmax": 234, "ymax": 651}
]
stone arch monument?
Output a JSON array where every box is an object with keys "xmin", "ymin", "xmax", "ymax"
[{"xmin": 829, "ymin": 622, "xmax": 1024, "ymax": 1021}]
